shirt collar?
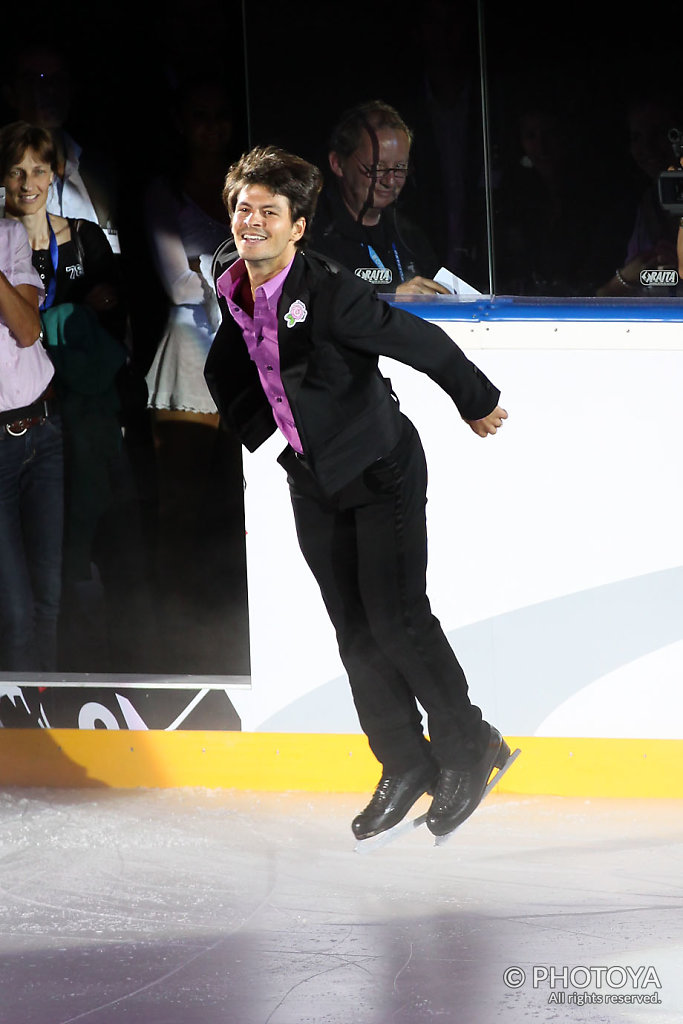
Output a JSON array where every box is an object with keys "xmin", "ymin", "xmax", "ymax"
[{"xmin": 217, "ymin": 255, "xmax": 296, "ymax": 308}]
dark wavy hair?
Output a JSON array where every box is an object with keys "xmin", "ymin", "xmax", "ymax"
[
  {"xmin": 0, "ymin": 121, "xmax": 56, "ymax": 180},
  {"xmin": 328, "ymin": 100, "xmax": 413, "ymax": 159},
  {"xmin": 222, "ymin": 145, "xmax": 323, "ymax": 246}
]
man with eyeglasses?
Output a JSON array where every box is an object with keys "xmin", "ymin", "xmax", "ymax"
[{"xmin": 311, "ymin": 100, "xmax": 449, "ymax": 296}]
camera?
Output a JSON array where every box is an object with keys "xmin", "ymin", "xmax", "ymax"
[{"xmin": 657, "ymin": 128, "xmax": 683, "ymax": 216}]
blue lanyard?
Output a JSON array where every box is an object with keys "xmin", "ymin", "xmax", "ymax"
[
  {"xmin": 40, "ymin": 215, "xmax": 59, "ymax": 311},
  {"xmin": 366, "ymin": 243, "xmax": 405, "ymax": 284}
]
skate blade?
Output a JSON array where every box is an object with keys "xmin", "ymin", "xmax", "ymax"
[
  {"xmin": 433, "ymin": 747, "xmax": 522, "ymax": 847},
  {"xmin": 354, "ymin": 810, "xmax": 428, "ymax": 855}
]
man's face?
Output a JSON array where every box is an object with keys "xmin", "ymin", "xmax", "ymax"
[
  {"xmin": 231, "ymin": 184, "xmax": 305, "ymax": 270},
  {"xmin": 330, "ymin": 126, "xmax": 410, "ymax": 220}
]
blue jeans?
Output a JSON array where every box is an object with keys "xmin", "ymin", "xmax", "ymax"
[{"xmin": 0, "ymin": 415, "xmax": 64, "ymax": 671}]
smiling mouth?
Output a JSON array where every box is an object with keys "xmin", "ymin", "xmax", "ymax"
[{"xmin": 241, "ymin": 234, "xmax": 267, "ymax": 241}]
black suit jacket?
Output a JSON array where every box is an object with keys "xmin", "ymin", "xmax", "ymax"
[{"xmin": 205, "ymin": 247, "xmax": 500, "ymax": 496}]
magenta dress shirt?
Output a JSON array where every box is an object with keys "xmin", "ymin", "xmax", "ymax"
[{"xmin": 216, "ymin": 256, "xmax": 303, "ymax": 453}]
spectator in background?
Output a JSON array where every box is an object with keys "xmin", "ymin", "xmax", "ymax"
[
  {"xmin": 2, "ymin": 39, "xmax": 156, "ymax": 599},
  {"xmin": 2, "ymin": 41, "xmax": 120, "ymax": 253},
  {"xmin": 0, "ymin": 216, "xmax": 63, "ymax": 672},
  {"xmin": 675, "ymin": 149, "xmax": 683, "ymax": 287},
  {"xmin": 145, "ymin": 76, "xmax": 231, "ymax": 418},
  {"xmin": 597, "ymin": 97, "xmax": 681, "ymax": 296},
  {"xmin": 311, "ymin": 100, "xmax": 449, "ymax": 295},
  {"xmin": 1, "ymin": 121, "xmax": 152, "ymax": 670},
  {"xmin": 144, "ymin": 75, "xmax": 246, "ymax": 671},
  {"xmin": 493, "ymin": 99, "xmax": 608, "ymax": 295}
]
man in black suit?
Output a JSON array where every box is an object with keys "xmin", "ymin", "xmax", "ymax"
[{"xmin": 205, "ymin": 145, "xmax": 509, "ymax": 840}]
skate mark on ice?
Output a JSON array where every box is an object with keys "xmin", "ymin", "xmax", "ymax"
[{"xmin": 393, "ymin": 940, "xmax": 415, "ymax": 993}]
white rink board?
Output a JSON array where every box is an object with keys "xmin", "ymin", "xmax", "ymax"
[{"xmin": 236, "ymin": 316, "xmax": 683, "ymax": 740}]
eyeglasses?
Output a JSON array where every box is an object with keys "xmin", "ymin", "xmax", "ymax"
[{"xmin": 355, "ymin": 160, "xmax": 409, "ymax": 182}]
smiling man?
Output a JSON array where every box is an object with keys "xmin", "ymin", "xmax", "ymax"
[{"xmin": 205, "ymin": 145, "xmax": 510, "ymax": 842}]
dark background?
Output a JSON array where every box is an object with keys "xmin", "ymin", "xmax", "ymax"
[
  {"xmin": 4, "ymin": 0, "xmax": 681, "ymax": 306},
  {"xmin": 1, "ymin": 0, "xmax": 680, "ymax": 685}
]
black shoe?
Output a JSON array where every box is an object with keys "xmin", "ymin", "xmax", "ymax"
[
  {"xmin": 352, "ymin": 763, "xmax": 437, "ymax": 840},
  {"xmin": 426, "ymin": 727, "xmax": 510, "ymax": 837}
]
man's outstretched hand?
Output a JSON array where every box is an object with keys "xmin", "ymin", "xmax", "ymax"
[{"xmin": 466, "ymin": 405, "xmax": 508, "ymax": 437}]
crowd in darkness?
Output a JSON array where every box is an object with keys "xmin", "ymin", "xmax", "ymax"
[{"xmin": 0, "ymin": 0, "xmax": 681, "ymax": 677}]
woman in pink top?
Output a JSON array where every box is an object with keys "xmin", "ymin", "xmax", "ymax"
[{"xmin": 0, "ymin": 214, "xmax": 63, "ymax": 672}]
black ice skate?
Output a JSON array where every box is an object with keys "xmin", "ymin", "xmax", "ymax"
[
  {"xmin": 428, "ymin": 730, "xmax": 521, "ymax": 846},
  {"xmin": 352, "ymin": 763, "xmax": 437, "ymax": 848},
  {"xmin": 354, "ymin": 732, "xmax": 521, "ymax": 853}
]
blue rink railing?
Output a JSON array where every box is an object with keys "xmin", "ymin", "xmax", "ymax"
[{"xmin": 390, "ymin": 294, "xmax": 683, "ymax": 323}]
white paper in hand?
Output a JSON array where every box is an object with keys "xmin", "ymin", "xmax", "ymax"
[{"xmin": 434, "ymin": 267, "xmax": 482, "ymax": 296}]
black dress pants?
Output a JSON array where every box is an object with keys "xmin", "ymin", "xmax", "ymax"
[{"xmin": 284, "ymin": 415, "xmax": 489, "ymax": 774}]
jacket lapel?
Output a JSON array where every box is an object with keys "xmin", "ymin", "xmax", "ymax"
[{"xmin": 277, "ymin": 251, "xmax": 314, "ymax": 392}]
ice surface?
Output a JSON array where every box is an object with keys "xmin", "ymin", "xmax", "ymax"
[{"xmin": 0, "ymin": 789, "xmax": 681, "ymax": 1023}]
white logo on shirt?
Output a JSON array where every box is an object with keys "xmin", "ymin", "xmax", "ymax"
[{"xmin": 355, "ymin": 268, "xmax": 392, "ymax": 284}]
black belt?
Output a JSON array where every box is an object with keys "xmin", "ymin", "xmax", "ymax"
[{"xmin": 0, "ymin": 384, "xmax": 57, "ymax": 437}]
